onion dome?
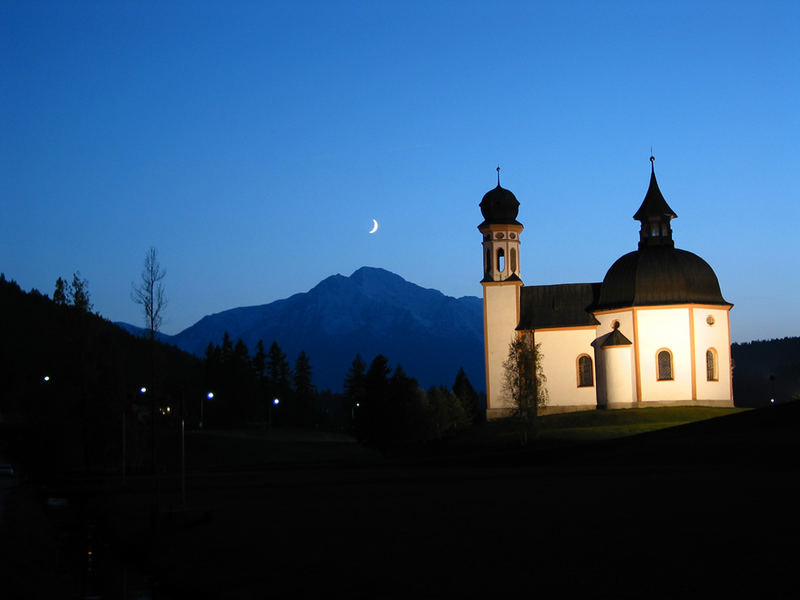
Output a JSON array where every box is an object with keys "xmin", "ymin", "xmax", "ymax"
[
  {"xmin": 479, "ymin": 167, "xmax": 521, "ymax": 227},
  {"xmin": 596, "ymin": 246, "xmax": 728, "ymax": 309},
  {"xmin": 595, "ymin": 156, "xmax": 729, "ymax": 309}
]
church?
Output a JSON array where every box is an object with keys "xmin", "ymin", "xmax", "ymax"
[{"xmin": 479, "ymin": 158, "xmax": 734, "ymax": 418}]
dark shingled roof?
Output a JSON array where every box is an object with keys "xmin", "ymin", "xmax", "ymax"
[
  {"xmin": 517, "ymin": 283, "xmax": 601, "ymax": 330},
  {"xmin": 601, "ymin": 327, "xmax": 632, "ymax": 347},
  {"xmin": 596, "ymin": 246, "xmax": 729, "ymax": 310},
  {"xmin": 479, "ymin": 184, "xmax": 521, "ymax": 227}
]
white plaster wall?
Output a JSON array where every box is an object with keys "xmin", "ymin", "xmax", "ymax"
[
  {"xmin": 534, "ymin": 328, "xmax": 598, "ymax": 408},
  {"xmin": 593, "ymin": 310, "xmax": 637, "ymax": 404},
  {"xmin": 594, "ymin": 310, "xmax": 636, "ymax": 342},
  {"xmin": 636, "ymin": 307, "xmax": 693, "ymax": 402},
  {"xmin": 692, "ymin": 307, "xmax": 733, "ymax": 402},
  {"xmin": 483, "ymin": 284, "xmax": 520, "ymax": 410},
  {"xmin": 602, "ymin": 346, "xmax": 634, "ymax": 405}
]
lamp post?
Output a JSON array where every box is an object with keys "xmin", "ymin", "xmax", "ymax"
[
  {"xmin": 269, "ymin": 398, "xmax": 279, "ymax": 430},
  {"xmin": 201, "ymin": 392, "xmax": 213, "ymax": 429}
]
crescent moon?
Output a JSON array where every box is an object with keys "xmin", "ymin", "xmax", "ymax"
[{"xmin": 369, "ymin": 219, "xmax": 379, "ymax": 234}]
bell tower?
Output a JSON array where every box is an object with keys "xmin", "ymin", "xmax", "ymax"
[
  {"xmin": 478, "ymin": 168, "xmax": 524, "ymax": 418},
  {"xmin": 633, "ymin": 156, "xmax": 677, "ymax": 248}
]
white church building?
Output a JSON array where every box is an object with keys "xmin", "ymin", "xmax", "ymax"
[{"xmin": 479, "ymin": 158, "xmax": 734, "ymax": 418}]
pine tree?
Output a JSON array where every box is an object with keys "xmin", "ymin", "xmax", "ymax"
[
  {"xmin": 357, "ymin": 354, "xmax": 391, "ymax": 442},
  {"xmin": 293, "ymin": 350, "xmax": 315, "ymax": 425},
  {"xmin": 388, "ymin": 364, "xmax": 422, "ymax": 441},
  {"xmin": 344, "ymin": 354, "xmax": 366, "ymax": 429},
  {"xmin": 70, "ymin": 271, "xmax": 92, "ymax": 312},
  {"xmin": 53, "ymin": 277, "xmax": 70, "ymax": 306},
  {"xmin": 267, "ymin": 340, "xmax": 292, "ymax": 413},
  {"xmin": 252, "ymin": 340, "xmax": 267, "ymax": 380},
  {"xmin": 453, "ymin": 367, "xmax": 482, "ymax": 424}
]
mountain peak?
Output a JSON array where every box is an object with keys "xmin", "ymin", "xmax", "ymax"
[
  {"xmin": 170, "ymin": 266, "xmax": 484, "ymax": 391},
  {"xmin": 349, "ymin": 266, "xmax": 405, "ymax": 282}
]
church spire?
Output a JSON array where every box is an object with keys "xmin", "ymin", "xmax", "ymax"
[{"xmin": 633, "ymin": 155, "xmax": 677, "ymax": 248}]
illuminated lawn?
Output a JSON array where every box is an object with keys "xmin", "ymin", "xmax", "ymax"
[
  {"xmin": 177, "ymin": 407, "xmax": 748, "ymax": 467},
  {"xmin": 472, "ymin": 406, "xmax": 748, "ymax": 447}
]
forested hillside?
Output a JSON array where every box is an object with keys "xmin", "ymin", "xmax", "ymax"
[
  {"xmin": 732, "ymin": 337, "xmax": 800, "ymax": 407},
  {"xmin": 0, "ymin": 274, "xmax": 202, "ymax": 474}
]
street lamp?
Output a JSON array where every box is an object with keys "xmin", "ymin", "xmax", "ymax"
[
  {"xmin": 201, "ymin": 392, "xmax": 213, "ymax": 428},
  {"xmin": 269, "ymin": 398, "xmax": 279, "ymax": 430}
]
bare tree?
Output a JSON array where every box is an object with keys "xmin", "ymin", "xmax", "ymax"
[
  {"xmin": 131, "ymin": 247, "xmax": 167, "ymax": 340},
  {"xmin": 503, "ymin": 333, "xmax": 547, "ymax": 444}
]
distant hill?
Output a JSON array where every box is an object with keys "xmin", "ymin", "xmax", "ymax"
[
  {"xmin": 0, "ymin": 274, "xmax": 202, "ymax": 473},
  {"xmin": 123, "ymin": 267, "xmax": 486, "ymax": 393},
  {"xmin": 732, "ymin": 337, "xmax": 800, "ymax": 407},
  {"xmin": 115, "ymin": 321, "xmax": 174, "ymax": 344}
]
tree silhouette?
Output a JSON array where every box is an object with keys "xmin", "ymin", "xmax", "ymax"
[
  {"xmin": 70, "ymin": 271, "xmax": 92, "ymax": 312},
  {"xmin": 293, "ymin": 350, "xmax": 315, "ymax": 425},
  {"xmin": 131, "ymin": 247, "xmax": 167, "ymax": 340},
  {"xmin": 453, "ymin": 367, "xmax": 482, "ymax": 424},
  {"xmin": 53, "ymin": 277, "xmax": 69, "ymax": 306},
  {"xmin": 503, "ymin": 335, "xmax": 547, "ymax": 443}
]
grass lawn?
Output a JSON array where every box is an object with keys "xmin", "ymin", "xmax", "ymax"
[
  {"xmin": 174, "ymin": 406, "xmax": 749, "ymax": 467},
  {"xmin": 538, "ymin": 405, "xmax": 747, "ymax": 441},
  {"xmin": 456, "ymin": 405, "xmax": 748, "ymax": 449},
  {"xmin": 181, "ymin": 426, "xmax": 383, "ymax": 468}
]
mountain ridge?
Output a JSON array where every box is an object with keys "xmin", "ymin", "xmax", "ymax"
[{"xmin": 118, "ymin": 266, "xmax": 485, "ymax": 392}]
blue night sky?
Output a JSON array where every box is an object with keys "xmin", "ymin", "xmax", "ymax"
[{"xmin": 2, "ymin": 1, "xmax": 798, "ymax": 343}]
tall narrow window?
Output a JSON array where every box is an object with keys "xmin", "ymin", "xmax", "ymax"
[
  {"xmin": 706, "ymin": 348, "xmax": 718, "ymax": 381},
  {"xmin": 657, "ymin": 349, "xmax": 673, "ymax": 381},
  {"xmin": 484, "ymin": 248, "xmax": 491, "ymax": 273},
  {"xmin": 497, "ymin": 248, "xmax": 505, "ymax": 272},
  {"xmin": 577, "ymin": 355, "xmax": 593, "ymax": 387},
  {"xmin": 510, "ymin": 248, "xmax": 517, "ymax": 273}
]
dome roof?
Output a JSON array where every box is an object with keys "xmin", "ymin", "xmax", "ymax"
[
  {"xmin": 596, "ymin": 246, "xmax": 729, "ymax": 310},
  {"xmin": 479, "ymin": 184, "xmax": 521, "ymax": 227}
]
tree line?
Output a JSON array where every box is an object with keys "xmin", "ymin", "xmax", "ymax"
[{"xmin": 199, "ymin": 333, "xmax": 484, "ymax": 446}]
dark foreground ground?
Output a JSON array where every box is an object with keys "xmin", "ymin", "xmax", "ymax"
[{"xmin": 3, "ymin": 404, "xmax": 799, "ymax": 599}]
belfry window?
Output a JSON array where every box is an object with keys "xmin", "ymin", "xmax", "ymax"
[
  {"xmin": 484, "ymin": 248, "xmax": 491, "ymax": 273},
  {"xmin": 706, "ymin": 349, "xmax": 718, "ymax": 381},
  {"xmin": 577, "ymin": 355, "xmax": 594, "ymax": 387},
  {"xmin": 510, "ymin": 248, "xmax": 517, "ymax": 273},
  {"xmin": 657, "ymin": 349, "xmax": 673, "ymax": 381},
  {"xmin": 497, "ymin": 248, "xmax": 505, "ymax": 272}
]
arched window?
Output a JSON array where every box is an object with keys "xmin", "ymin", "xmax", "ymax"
[
  {"xmin": 484, "ymin": 248, "xmax": 491, "ymax": 273},
  {"xmin": 706, "ymin": 348, "xmax": 718, "ymax": 381},
  {"xmin": 657, "ymin": 349, "xmax": 673, "ymax": 381},
  {"xmin": 510, "ymin": 248, "xmax": 517, "ymax": 273},
  {"xmin": 577, "ymin": 354, "xmax": 593, "ymax": 387},
  {"xmin": 497, "ymin": 248, "xmax": 505, "ymax": 272}
]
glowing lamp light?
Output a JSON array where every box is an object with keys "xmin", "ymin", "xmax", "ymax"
[
  {"xmin": 140, "ymin": 387, "xmax": 147, "ymax": 394},
  {"xmin": 207, "ymin": 392, "xmax": 214, "ymax": 400},
  {"xmin": 43, "ymin": 376, "xmax": 50, "ymax": 382},
  {"xmin": 273, "ymin": 398, "xmax": 280, "ymax": 406}
]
